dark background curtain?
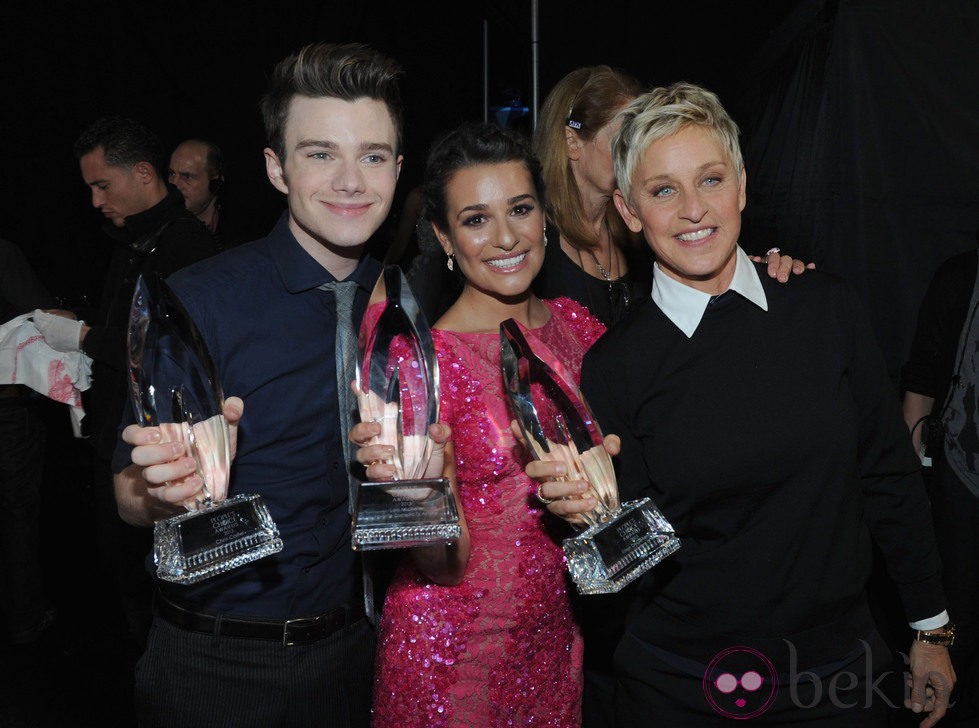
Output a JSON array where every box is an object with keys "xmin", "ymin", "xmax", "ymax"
[{"xmin": 739, "ymin": 0, "xmax": 979, "ymax": 381}]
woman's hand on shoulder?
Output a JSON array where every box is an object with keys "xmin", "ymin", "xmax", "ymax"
[{"xmin": 748, "ymin": 247, "xmax": 816, "ymax": 283}]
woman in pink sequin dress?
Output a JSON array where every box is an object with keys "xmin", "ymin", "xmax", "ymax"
[{"xmin": 354, "ymin": 123, "xmax": 606, "ymax": 727}]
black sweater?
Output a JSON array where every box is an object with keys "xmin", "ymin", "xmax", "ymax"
[{"xmin": 581, "ymin": 268, "xmax": 945, "ymax": 673}]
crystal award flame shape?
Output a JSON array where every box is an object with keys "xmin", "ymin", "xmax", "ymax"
[
  {"xmin": 128, "ymin": 274, "xmax": 282, "ymax": 584},
  {"xmin": 351, "ymin": 266, "xmax": 460, "ymax": 550},
  {"xmin": 499, "ymin": 318, "xmax": 680, "ymax": 594}
]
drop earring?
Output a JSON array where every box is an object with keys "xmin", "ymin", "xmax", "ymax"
[{"xmin": 446, "ymin": 254, "xmax": 454, "ymax": 272}]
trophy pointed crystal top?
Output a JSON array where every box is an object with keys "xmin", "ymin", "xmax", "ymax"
[
  {"xmin": 350, "ymin": 266, "xmax": 460, "ymax": 550},
  {"xmin": 500, "ymin": 318, "xmax": 680, "ymax": 594},
  {"xmin": 128, "ymin": 274, "xmax": 282, "ymax": 584}
]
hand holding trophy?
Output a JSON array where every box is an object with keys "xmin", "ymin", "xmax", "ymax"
[
  {"xmin": 351, "ymin": 266, "xmax": 461, "ymax": 550},
  {"xmin": 500, "ymin": 318, "xmax": 680, "ymax": 594},
  {"xmin": 128, "ymin": 273, "xmax": 282, "ymax": 584}
]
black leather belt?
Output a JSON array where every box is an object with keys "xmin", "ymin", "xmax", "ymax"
[{"xmin": 155, "ymin": 593, "xmax": 364, "ymax": 647}]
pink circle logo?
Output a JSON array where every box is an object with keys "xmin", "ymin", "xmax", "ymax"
[{"xmin": 703, "ymin": 646, "xmax": 778, "ymax": 719}]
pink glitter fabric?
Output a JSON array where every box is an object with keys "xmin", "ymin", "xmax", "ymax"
[{"xmin": 372, "ymin": 298, "xmax": 606, "ymax": 728}]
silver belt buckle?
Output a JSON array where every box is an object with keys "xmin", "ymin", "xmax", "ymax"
[{"xmin": 282, "ymin": 616, "xmax": 307, "ymax": 647}]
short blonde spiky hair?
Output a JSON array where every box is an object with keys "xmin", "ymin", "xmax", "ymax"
[{"xmin": 612, "ymin": 82, "xmax": 743, "ymax": 203}]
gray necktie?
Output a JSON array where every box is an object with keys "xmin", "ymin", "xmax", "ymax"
[
  {"xmin": 319, "ymin": 280, "xmax": 359, "ymax": 506},
  {"xmin": 319, "ymin": 279, "xmax": 377, "ymax": 623}
]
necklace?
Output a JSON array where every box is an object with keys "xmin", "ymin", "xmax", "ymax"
[{"xmin": 587, "ymin": 247, "xmax": 613, "ymax": 281}]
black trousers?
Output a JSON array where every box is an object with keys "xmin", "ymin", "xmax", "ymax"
[{"xmin": 135, "ymin": 611, "xmax": 374, "ymax": 728}]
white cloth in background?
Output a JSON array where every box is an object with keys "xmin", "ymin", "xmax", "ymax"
[{"xmin": 0, "ymin": 313, "xmax": 93, "ymax": 437}]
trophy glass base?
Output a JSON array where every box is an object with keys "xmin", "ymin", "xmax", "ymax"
[
  {"xmin": 352, "ymin": 477, "xmax": 460, "ymax": 550},
  {"xmin": 154, "ymin": 493, "xmax": 284, "ymax": 585},
  {"xmin": 563, "ymin": 497, "xmax": 680, "ymax": 595}
]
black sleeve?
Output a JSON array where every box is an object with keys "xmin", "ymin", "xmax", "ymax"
[{"xmin": 844, "ymin": 280, "xmax": 947, "ymax": 621}]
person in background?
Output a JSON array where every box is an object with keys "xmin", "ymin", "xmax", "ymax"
[
  {"xmin": 533, "ymin": 82, "xmax": 954, "ymax": 727},
  {"xmin": 113, "ymin": 42, "xmax": 403, "ymax": 727},
  {"xmin": 33, "ymin": 115, "xmax": 219, "ymax": 652},
  {"xmin": 532, "ymin": 65, "xmax": 647, "ymax": 327},
  {"xmin": 168, "ymin": 138, "xmax": 243, "ymax": 247},
  {"xmin": 902, "ymin": 237, "xmax": 979, "ymax": 725}
]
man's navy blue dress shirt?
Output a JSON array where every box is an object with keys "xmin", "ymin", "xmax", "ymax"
[{"xmin": 116, "ymin": 213, "xmax": 381, "ymax": 619}]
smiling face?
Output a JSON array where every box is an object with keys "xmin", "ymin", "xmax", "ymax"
[
  {"xmin": 433, "ymin": 161, "xmax": 546, "ymax": 303},
  {"xmin": 614, "ymin": 124, "xmax": 746, "ymax": 295},
  {"xmin": 264, "ymin": 95, "xmax": 402, "ymax": 271}
]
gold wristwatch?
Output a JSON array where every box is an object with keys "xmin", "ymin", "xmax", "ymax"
[{"xmin": 914, "ymin": 623, "xmax": 955, "ymax": 647}]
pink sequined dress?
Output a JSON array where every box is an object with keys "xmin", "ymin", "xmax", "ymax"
[{"xmin": 372, "ymin": 298, "xmax": 606, "ymax": 728}]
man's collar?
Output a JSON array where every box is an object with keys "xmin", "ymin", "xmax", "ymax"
[
  {"xmin": 104, "ymin": 188, "xmax": 181, "ymax": 243},
  {"xmin": 268, "ymin": 212, "xmax": 380, "ymax": 294},
  {"xmin": 651, "ymin": 246, "xmax": 768, "ymax": 337}
]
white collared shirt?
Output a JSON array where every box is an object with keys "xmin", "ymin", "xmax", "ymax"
[{"xmin": 650, "ymin": 246, "xmax": 768, "ymax": 338}]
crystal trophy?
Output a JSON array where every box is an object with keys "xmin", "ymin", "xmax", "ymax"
[
  {"xmin": 351, "ymin": 266, "xmax": 460, "ymax": 550},
  {"xmin": 128, "ymin": 273, "xmax": 282, "ymax": 584},
  {"xmin": 500, "ymin": 318, "xmax": 680, "ymax": 594}
]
